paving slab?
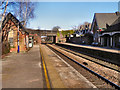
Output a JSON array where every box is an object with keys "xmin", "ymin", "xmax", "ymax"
[
  {"xmin": 2, "ymin": 45, "xmax": 43, "ymax": 88},
  {"xmin": 40, "ymin": 44, "xmax": 66, "ymax": 88}
]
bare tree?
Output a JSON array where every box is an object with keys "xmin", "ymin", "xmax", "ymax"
[
  {"xmin": 0, "ymin": 0, "xmax": 8, "ymax": 27},
  {"xmin": 0, "ymin": 0, "xmax": 35, "ymax": 27},
  {"xmin": 16, "ymin": 1, "xmax": 35, "ymax": 27},
  {"xmin": 52, "ymin": 26, "xmax": 61, "ymax": 31},
  {"xmin": 72, "ymin": 25, "xmax": 77, "ymax": 31},
  {"xmin": 0, "ymin": 0, "xmax": 17, "ymax": 28},
  {"xmin": 0, "ymin": 0, "xmax": 9, "ymax": 46}
]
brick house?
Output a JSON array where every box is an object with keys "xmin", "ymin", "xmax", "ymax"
[
  {"xmin": 68, "ymin": 23, "xmax": 93, "ymax": 45},
  {"xmin": 76, "ymin": 23, "xmax": 92, "ymax": 36},
  {"xmin": 2, "ymin": 13, "xmax": 29, "ymax": 53}
]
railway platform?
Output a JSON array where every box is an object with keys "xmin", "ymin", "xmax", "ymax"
[
  {"xmin": 40, "ymin": 44, "xmax": 96, "ymax": 88},
  {"xmin": 59, "ymin": 43, "xmax": 120, "ymax": 54},
  {"xmin": 2, "ymin": 45, "xmax": 43, "ymax": 88}
]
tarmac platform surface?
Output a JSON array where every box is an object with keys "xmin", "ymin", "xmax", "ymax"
[{"xmin": 2, "ymin": 45, "xmax": 43, "ymax": 88}]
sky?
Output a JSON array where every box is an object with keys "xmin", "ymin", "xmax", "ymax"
[{"xmin": 27, "ymin": 2, "xmax": 118, "ymax": 30}]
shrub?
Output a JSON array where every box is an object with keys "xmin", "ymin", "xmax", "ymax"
[{"xmin": 2, "ymin": 42, "xmax": 10, "ymax": 55}]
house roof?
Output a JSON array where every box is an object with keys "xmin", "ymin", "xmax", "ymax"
[
  {"xmin": 104, "ymin": 17, "xmax": 120, "ymax": 32},
  {"xmin": 101, "ymin": 16, "xmax": 120, "ymax": 33},
  {"xmin": 2, "ymin": 12, "xmax": 27, "ymax": 33},
  {"xmin": 111, "ymin": 16, "xmax": 120, "ymax": 26},
  {"xmin": 95, "ymin": 13, "xmax": 119, "ymax": 29}
]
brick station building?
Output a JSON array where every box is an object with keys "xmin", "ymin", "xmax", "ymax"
[{"xmin": 2, "ymin": 13, "xmax": 29, "ymax": 53}]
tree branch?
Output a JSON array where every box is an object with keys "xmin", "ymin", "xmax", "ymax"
[{"xmin": 0, "ymin": 0, "xmax": 5, "ymax": 6}]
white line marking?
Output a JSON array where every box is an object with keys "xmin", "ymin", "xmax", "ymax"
[
  {"xmin": 49, "ymin": 46, "xmax": 97, "ymax": 88},
  {"xmin": 38, "ymin": 62, "xmax": 42, "ymax": 68}
]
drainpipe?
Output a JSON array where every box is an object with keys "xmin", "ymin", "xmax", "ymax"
[{"xmin": 17, "ymin": 22, "xmax": 19, "ymax": 53}]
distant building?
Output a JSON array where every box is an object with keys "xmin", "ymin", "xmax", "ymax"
[
  {"xmin": 75, "ymin": 23, "xmax": 92, "ymax": 37},
  {"xmin": 2, "ymin": 13, "xmax": 29, "ymax": 53},
  {"xmin": 91, "ymin": 13, "xmax": 119, "ymax": 44},
  {"xmin": 69, "ymin": 23, "xmax": 93, "ymax": 45}
]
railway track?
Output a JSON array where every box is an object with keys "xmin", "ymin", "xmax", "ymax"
[
  {"xmin": 56, "ymin": 43, "xmax": 120, "ymax": 66},
  {"xmin": 55, "ymin": 44, "xmax": 120, "ymax": 72},
  {"xmin": 47, "ymin": 44, "xmax": 120, "ymax": 89}
]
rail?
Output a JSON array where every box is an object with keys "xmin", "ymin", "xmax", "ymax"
[{"xmin": 47, "ymin": 44, "xmax": 120, "ymax": 89}]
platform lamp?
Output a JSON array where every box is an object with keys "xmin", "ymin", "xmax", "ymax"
[{"xmin": 17, "ymin": 21, "xmax": 25, "ymax": 53}]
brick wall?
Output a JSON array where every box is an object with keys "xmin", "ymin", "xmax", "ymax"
[{"xmin": 2, "ymin": 19, "xmax": 27, "ymax": 53}]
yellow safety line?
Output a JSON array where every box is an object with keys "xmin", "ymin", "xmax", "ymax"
[{"xmin": 40, "ymin": 45, "xmax": 51, "ymax": 89}]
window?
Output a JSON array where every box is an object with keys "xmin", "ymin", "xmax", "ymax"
[
  {"xmin": 119, "ymin": 37, "xmax": 120, "ymax": 42},
  {"xmin": 9, "ymin": 38, "xmax": 13, "ymax": 46}
]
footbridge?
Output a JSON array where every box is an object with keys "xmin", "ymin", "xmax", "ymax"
[{"xmin": 26, "ymin": 28, "xmax": 57, "ymax": 43}]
